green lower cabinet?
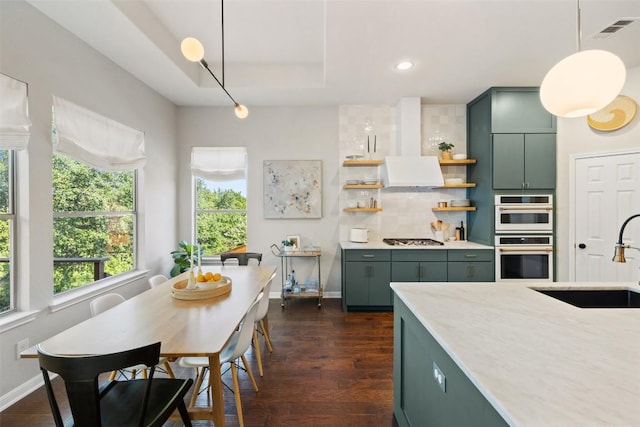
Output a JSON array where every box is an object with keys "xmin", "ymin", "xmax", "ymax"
[
  {"xmin": 393, "ymin": 295, "xmax": 508, "ymax": 426},
  {"xmin": 342, "ymin": 250, "xmax": 392, "ymax": 310},
  {"xmin": 391, "ymin": 250, "xmax": 447, "ymax": 282},
  {"xmin": 447, "ymin": 250, "xmax": 495, "ymax": 282}
]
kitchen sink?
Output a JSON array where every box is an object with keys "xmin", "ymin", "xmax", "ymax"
[{"xmin": 535, "ymin": 289, "xmax": 640, "ymax": 308}]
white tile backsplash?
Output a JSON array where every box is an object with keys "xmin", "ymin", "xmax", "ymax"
[{"xmin": 339, "ymin": 103, "xmax": 467, "ymax": 242}]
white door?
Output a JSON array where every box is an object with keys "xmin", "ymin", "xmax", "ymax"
[{"xmin": 574, "ymin": 152, "xmax": 640, "ymax": 282}]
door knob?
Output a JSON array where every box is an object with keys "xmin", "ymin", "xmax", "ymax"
[{"xmin": 578, "ymin": 243, "xmax": 587, "ymax": 249}]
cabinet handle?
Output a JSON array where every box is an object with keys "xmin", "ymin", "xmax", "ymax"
[
  {"xmin": 467, "ymin": 265, "xmax": 475, "ymax": 277},
  {"xmin": 362, "ymin": 254, "xmax": 375, "ymax": 258},
  {"xmin": 464, "ymin": 254, "xmax": 477, "ymax": 258}
]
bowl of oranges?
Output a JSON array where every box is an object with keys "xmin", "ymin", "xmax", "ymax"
[{"xmin": 171, "ymin": 271, "xmax": 232, "ymax": 300}]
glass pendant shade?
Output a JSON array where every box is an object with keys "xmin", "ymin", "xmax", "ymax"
[
  {"xmin": 181, "ymin": 37, "xmax": 205, "ymax": 62},
  {"xmin": 234, "ymin": 104, "xmax": 249, "ymax": 119},
  {"xmin": 540, "ymin": 49, "xmax": 626, "ymax": 118}
]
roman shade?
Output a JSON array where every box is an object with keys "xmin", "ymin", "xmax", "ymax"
[
  {"xmin": 191, "ymin": 147, "xmax": 247, "ymax": 181},
  {"xmin": 0, "ymin": 73, "xmax": 31, "ymax": 150},
  {"xmin": 52, "ymin": 96, "xmax": 146, "ymax": 171}
]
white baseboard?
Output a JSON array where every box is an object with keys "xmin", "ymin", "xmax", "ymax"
[
  {"xmin": 268, "ymin": 291, "xmax": 341, "ymax": 299},
  {"xmin": 0, "ymin": 373, "xmax": 46, "ymax": 412}
]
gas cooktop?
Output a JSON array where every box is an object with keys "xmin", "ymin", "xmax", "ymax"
[{"xmin": 383, "ymin": 238, "xmax": 444, "ymax": 246}]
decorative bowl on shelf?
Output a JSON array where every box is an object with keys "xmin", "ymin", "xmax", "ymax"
[{"xmin": 450, "ymin": 199, "xmax": 471, "ymax": 207}]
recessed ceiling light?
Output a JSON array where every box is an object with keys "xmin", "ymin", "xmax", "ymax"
[{"xmin": 395, "ymin": 61, "xmax": 414, "ymax": 71}]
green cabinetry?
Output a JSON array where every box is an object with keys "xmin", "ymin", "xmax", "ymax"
[
  {"xmin": 493, "ymin": 134, "xmax": 556, "ymax": 190},
  {"xmin": 342, "ymin": 249, "xmax": 494, "ymax": 310},
  {"xmin": 390, "ymin": 250, "xmax": 447, "ymax": 282},
  {"xmin": 467, "ymin": 87, "xmax": 556, "ymax": 246},
  {"xmin": 393, "ymin": 295, "xmax": 508, "ymax": 426},
  {"xmin": 447, "ymin": 250, "xmax": 494, "ymax": 282},
  {"xmin": 342, "ymin": 250, "xmax": 392, "ymax": 310},
  {"xmin": 490, "ymin": 88, "xmax": 556, "ymax": 133}
]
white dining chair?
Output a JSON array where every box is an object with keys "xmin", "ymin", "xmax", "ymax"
[
  {"xmin": 253, "ymin": 279, "xmax": 274, "ymax": 376},
  {"xmin": 179, "ymin": 293, "xmax": 262, "ymax": 427},
  {"xmin": 90, "ymin": 293, "xmax": 176, "ymax": 380},
  {"xmin": 148, "ymin": 274, "xmax": 168, "ymax": 288}
]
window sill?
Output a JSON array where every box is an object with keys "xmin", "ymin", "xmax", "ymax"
[
  {"xmin": 0, "ymin": 310, "xmax": 39, "ymax": 333},
  {"xmin": 49, "ymin": 270, "xmax": 149, "ymax": 313}
]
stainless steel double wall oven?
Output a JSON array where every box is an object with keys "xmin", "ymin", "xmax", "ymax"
[{"xmin": 494, "ymin": 194, "xmax": 554, "ymax": 282}]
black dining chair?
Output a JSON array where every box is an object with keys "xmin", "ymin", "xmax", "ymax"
[
  {"xmin": 220, "ymin": 252, "xmax": 262, "ymax": 266},
  {"xmin": 37, "ymin": 341, "xmax": 193, "ymax": 427}
]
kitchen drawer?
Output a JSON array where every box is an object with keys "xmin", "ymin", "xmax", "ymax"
[
  {"xmin": 447, "ymin": 250, "xmax": 494, "ymax": 262},
  {"xmin": 344, "ymin": 250, "xmax": 391, "ymax": 262},
  {"xmin": 391, "ymin": 250, "xmax": 447, "ymax": 262}
]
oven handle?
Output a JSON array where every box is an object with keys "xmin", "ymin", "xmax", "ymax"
[
  {"xmin": 497, "ymin": 206, "xmax": 553, "ymax": 211},
  {"xmin": 498, "ymin": 247, "xmax": 553, "ymax": 253}
]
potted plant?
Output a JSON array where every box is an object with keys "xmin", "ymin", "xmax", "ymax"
[
  {"xmin": 438, "ymin": 141, "xmax": 454, "ymax": 160},
  {"xmin": 282, "ymin": 239, "xmax": 295, "ymax": 252},
  {"xmin": 170, "ymin": 240, "xmax": 203, "ymax": 277}
]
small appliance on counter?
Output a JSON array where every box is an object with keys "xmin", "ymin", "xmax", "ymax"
[{"xmin": 349, "ymin": 227, "xmax": 369, "ymax": 243}]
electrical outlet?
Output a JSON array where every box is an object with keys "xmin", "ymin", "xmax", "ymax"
[
  {"xmin": 16, "ymin": 338, "xmax": 29, "ymax": 360},
  {"xmin": 433, "ymin": 362, "xmax": 446, "ymax": 393}
]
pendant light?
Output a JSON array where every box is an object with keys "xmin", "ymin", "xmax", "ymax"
[
  {"xmin": 181, "ymin": 0, "xmax": 248, "ymax": 119},
  {"xmin": 540, "ymin": 0, "xmax": 626, "ymax": 118}
]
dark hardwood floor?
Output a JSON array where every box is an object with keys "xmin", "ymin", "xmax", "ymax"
[{"xmin": 1, "ymin": 298, "xmax": 399, "ymax": 427}]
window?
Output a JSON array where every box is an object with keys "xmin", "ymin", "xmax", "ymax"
[
  {"xmin": 0, "ymin": 150, "xmax": 15, "ymax": 313},
  {"xmin": 51, "ymin": 96, "xmax": 145, "ymax": 294},
  {"xmin": 0, "ymin": 74, "xmax": 30, "ymax": 314},
  {"xmin": 52, "ymin": 154, "xmax": 136, "ymax": 293},
  {"xmin": 192, "ymin": 147, "xmax": 247, "ymax": 255}
]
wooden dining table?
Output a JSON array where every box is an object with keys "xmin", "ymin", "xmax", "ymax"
[{"xmin": 24, "ymin": 265, "xmax": 277, "ymax": 426}]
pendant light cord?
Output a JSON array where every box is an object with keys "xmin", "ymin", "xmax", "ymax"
[
  {"xmin": 221, "ymin": 0, "xmax": 225, "ymax": 87},
  {"xmin": 576, "ymin": 0, "xmax": 582, "ymax": 52}
]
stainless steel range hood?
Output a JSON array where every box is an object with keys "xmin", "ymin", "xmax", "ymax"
[{"xmin": 382, "ymin": 98, "xmax": 444, "ymax": 188}]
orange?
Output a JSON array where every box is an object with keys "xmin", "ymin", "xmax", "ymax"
[
  {"xmin": 212, "ymin": 273, "xmax": 222, "ymax": 282},
  {"xmin": 196, "ymin": 273, "xmax": 206, "ymax": 282},
  {"xmin": 205, "ymin": 272, "xmax": 214, "ymax": 281}
]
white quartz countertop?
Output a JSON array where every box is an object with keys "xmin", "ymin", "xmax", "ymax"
[
  {"xmin": 391, "ymin": 281, "xmax": 640, "ymax": 426},
  {"xmin": 340, "ymin": 240, "xmax": 493, "ymax": 250}
]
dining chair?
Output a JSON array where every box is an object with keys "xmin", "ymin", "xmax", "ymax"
[
  {"xmin": 220, "ymin": 252, "xmax": 262, "ymax": 266},
  {"xmin": 90, "ymin": 293, "xmax": 176, "ymax": 380},
  {"xmin": 253, "ymin": 279, "xmax": 274, "ymax": 376},
  {"xmin": 37, "ymin": 341, "xmax": 193, "ymax": 427},
  {"xmin": 179, "ymin": 293, "xmax": 263, "ymax": 427},
  {"xmin": 148, "ymin": 274, "xmax": 168, "ymax": 288}
]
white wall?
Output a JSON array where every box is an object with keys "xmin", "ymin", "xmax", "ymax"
[
  {"xmin": 556, "ymin": 66, "xmax": 640, "ymax": 281},
  {"xmin": 177, "ymin": 106, "xmax": 340, "ymax": 296},
  {"xmin": 0, "ymin": 1, "xmax": 179, "ymax": 402}
]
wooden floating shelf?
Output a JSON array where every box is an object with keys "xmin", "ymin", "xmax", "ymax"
[
  {"xmin": 439, "ymin": 159, "xmax": 477, "ymax": 165},
  {"xmin": 343, "ymin": 208, "xmax": 383, "ymax": 212},
  {"xmin": 343, "ymin": 184, "xmax": 383, "ymax": 189},
  {"xmin": 440, "ymin": 183, "xmax": 476, "ymax": 188},
  {"xmin": 342, "ymin": 159, "xmax": 383, "ymax": 167},
  {"xmin": 432, "ymin": 207, "xmax": 477, "ymax": 212}
]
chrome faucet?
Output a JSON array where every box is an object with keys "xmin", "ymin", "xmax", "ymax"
[{"xmin": 612, "ymin": 214, "xmax": 640, "ymax": 268}]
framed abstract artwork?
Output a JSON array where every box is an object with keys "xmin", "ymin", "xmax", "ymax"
[{"xmin": 263, "ymin": 160, "xmax": 322, "ymax": 219}]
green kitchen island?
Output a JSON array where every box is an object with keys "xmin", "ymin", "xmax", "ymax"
[{"xmin": 392, "ymin": 281, "xmax": 640, "ymax": 426}]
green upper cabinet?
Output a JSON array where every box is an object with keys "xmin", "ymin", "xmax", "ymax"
[
  {"xmin": 493, "ymin": 133, "xmax": 556, "ymax": 190},
  {"xmin": 490, "ymin": 88, "xmax": 556, "ymax": 133}
]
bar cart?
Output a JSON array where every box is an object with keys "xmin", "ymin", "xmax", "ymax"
[{"xmin": 271, "ymin": 244, "xmax": 322, "ymax": 308}]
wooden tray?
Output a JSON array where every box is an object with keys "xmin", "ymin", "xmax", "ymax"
[{"xmin": 171, "ymin": 276, "xmax": 232, "ymax": 300}]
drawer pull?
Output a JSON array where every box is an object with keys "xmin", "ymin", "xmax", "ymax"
[
  {"xmin": 464, "ymin": 254, "xmax": 477, "ymax": 258},
  {"xmin": 362, "ymin": 254, "xmax": 375, "ymax": 258}
]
